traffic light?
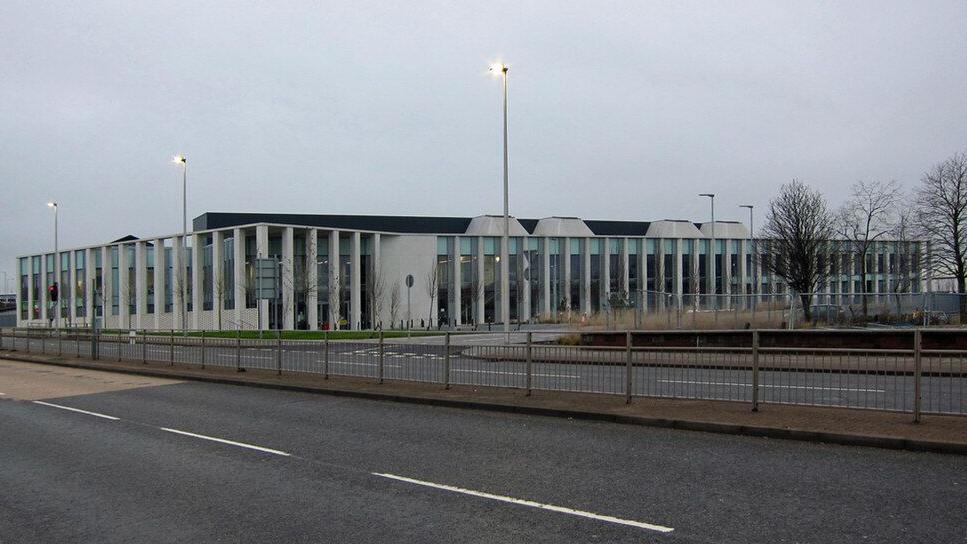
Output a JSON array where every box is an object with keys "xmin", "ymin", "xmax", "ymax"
[{"xmin": 49, "ymin": 283, "xmax": 58, "ymax": 302}]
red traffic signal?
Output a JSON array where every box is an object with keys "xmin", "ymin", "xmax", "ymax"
[{"xmin": 48, "ymin": 283, "xmax": 58, "ymax": 302}]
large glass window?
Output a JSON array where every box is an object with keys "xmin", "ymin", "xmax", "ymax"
[
  {"xmin": 223, "ymin": 236, "xmax": 235, "ymax": 312},
  {"xmin": 526, "ymin": 238, "xmax": 541, "ymax": 320},
  {"xmin": 60, "ymin": 252, "xmax": 70, "ymax": 319},
  {"xmin": 127, "ymin": 245, "xmax": 136, "ymax": 316},
  {"xmin": 19, "ymin": 257, "xmax": 29, "ymax": 320},
  {"xmin": 94, "ymin": 251, "xmax": 103, "ymax": 318},
  {"xmin": 111, "ymin": 246, "xmax": 119, "ymax": 316},
  {"xmin": 460, "ymin": 237, "xmax": 477, "ymax": 325},
  {"xmin": 202, "ymin": 238, "xmax": 213, "ymax": 312},
  {"xmin": 663, "ymin": 239, "xmax": 675, "ymax": 295},
  {"xmin": 75, "ymin": 250, "xmax": 87, "ymax": 319},
  {"xmin": 146, "ymin": 245, "xmax": 154, "ymax": 314},
  {"xmin": 437, "ymin": 237, "xmax": 451, "ymax": 327},
  {"xmin": 569, "ymin": 239, "xmax": 582, "ymax": 311},
  {"xmin": 548, "ymin": 238, "xmax": 562, "ymax": 314}
]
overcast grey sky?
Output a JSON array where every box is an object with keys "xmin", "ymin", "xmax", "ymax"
[{"xmin": 2, "ymin": 1, "xmax": 966, "ymax": 290}]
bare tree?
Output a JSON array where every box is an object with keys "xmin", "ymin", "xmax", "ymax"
[
  {"xmin": 389, "ymin": 279, "xmax": 401, "ymax": 329},
  {"xmin": 837, "ymin": 180, "xmax": 900, "ymax": 316},
  {"xmin": 761, "ymin": 180, "xmax": 835, "ymax": 321},
  {"xmin": 425, "ymin": 262, "xmax": 439, "ymax": 328},
  {"xmin": 369, "ymin": 266, "xmax": 385, "ymax": 329},
  {"xmin": 213, "ymin": 273, "xmax": 225, "ymax": 330},
  {"xmin": 889, "ymin": 208, "xmax": 921, "ymax": 313},
  {"xmin": 915, "ymin": 151, "xmax": 967, "ymax": 320}
]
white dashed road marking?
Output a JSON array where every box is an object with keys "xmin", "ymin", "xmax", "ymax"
[
  {"xmin": 159, "ymin": 428, "xmax": 291, "ymax": 456},
  {"xmin": 32, "ymin": 400, "xmax": 120, "ymax": 420},
  {"xmin": 372, "ymin": 472, "xmax": 674, "ymax": 533}
]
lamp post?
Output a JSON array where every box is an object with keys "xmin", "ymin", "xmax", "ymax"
[
  {"xmin": 699, "ymin": 194, "xmax": 715, "ymax": 308},
  {"xmin": 172, "ymin": 155, "xmax": 188, "ymax": 336},
  {"xmin": 47, "ymin": 202, "xmax": 58, "ymax": 330},
  {"xmin": 490, "ymin": 62, "xmax": 510, "ymax": 341}
]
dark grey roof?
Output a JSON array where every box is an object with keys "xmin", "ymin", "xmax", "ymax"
[
  {"xmin": 583, "ymin": 220, "xmax": 651, "ymax": 236},
  {"xmin": 194, "ymin": 212, "xmax": 474, "ymax": 234},
  {"xmin": 111, "ymin": 235, "xmax": 139, "ymax": 243},
  {"xmin": 195, "ymin": 212, "xmax": 655, "ymax": 237}
]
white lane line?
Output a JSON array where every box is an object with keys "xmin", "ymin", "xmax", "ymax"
[
  {"xmin": 373, "ymin": 472, "xmax": 673, "ymax": 533},
  {"xmin": 657, "ymin": 380, "xmax": 885, "ymax": 393},
  {"xmin": 159, "ymin": 427, "xmax": 291, "ymax": 456},
  {"xmin": 452, "ymin": 369, "xmax": 580, "ymax": 379},
  {"xmin": 32, "ymin": 400, "xmax": 120, "ymax": 420}
]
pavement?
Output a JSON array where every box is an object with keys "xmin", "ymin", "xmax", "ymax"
[{"xmin": 2, "ymin": 358, "xmax": 967, "ymax": 543}]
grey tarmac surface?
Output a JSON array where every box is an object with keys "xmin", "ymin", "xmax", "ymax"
[{"xmin": 1, "ymin": 363, "xmax": 966, "ymax": 543}]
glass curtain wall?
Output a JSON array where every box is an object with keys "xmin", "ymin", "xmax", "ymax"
[
  {"xmin": 223, "ymin": 236, "xmax": 234, "ymax": 312},
  {"xmin": 569, "ymin": 239, "xmax": 581, "ymax": 312},
  {"xmin": 146, "ymin": 245, "xmax": 154, "ymax": 314},
  {"xmin": 60, "ymin": 252, "xmax": 70, "ymax": 320},
  {"xmin": 527, "ymin": 238, "xmax": 541, "ymax": 320},
  {"xmin": 437, "ymin": 237, "xmax": 451, "ymax": 327},
  {"xmin": 483, "ymin": 237, "xmax": 496, "ymax": 323},
  {"xmin": 459, "ymin": 238, "xmax": 476, "ymax": 325},
  {"xmin": 548, "ymin": 238, "xmax": 562, "ymax": 314},
  {"xmin": 19, "ymin": 257, "xmax": 28, "ymax": 320},
  {"xmin": 316, "ymin": 234, "xmax": 329, "ymax": 329}
]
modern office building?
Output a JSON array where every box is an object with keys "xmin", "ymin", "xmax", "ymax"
[{"xmin": 15, "ymin": 212, "xmax": 926, "ymax": 330}]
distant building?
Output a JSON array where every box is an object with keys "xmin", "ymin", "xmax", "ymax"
[{"xmin": 14, "ymin": 212, "xmax": 926, "ymax": 330}]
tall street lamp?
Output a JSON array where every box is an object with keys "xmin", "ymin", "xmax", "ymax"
[
  {"xmin": 490, "ymin": 62, "xmax": 510, "ymax": 340},
  {"xmin": 739, "ymin": 205, "xmax": 756, "ymax": 301},
  {"xmin": 173, "ymin": 154, "xmax": 188, "ymax": 335},
  {"xmin": 699, "ymin": 193, "xmax": 715, "ymax": 305},
  {"xmin": 47, "ymin": 201, "xmax": 58, "ymax": 329}
]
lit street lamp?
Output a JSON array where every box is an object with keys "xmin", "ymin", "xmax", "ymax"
[
  {"xmin": 490, "ymin": 62, "xmax": 510, "ymax": 340},
  {"xmin": 172, "ymin": 154, "xmax": 188, "ymax": 336},
  {"xmin": 47, "ymin": 201, "xmax": 59, "ymax": 329}
]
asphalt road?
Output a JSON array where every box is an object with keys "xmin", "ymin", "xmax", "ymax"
[
  {"xmin": 1, "ymin": 360, "xmax": 965, "ymax": 543},
  {"xmin": 7, "ymin": 334, "xmax": 965, "ymax": 414}
]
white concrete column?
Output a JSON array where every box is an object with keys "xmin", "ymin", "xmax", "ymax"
[
  {"xmin": 153, "ymin": 240, "xmax": 164, "ymax": 330},
  {"xmin": 452, "ymin": 236, "xmax": 461, "ymax": 327},
  {"xmin": 562, "ymin": 237, "xmax": 572, "ymax": 311},
  {"xmin": 191, "ymin": 234, "xmax": 203, "ymax": 330},
  {"xmin": 542, "ymin": 237, "xmax": 551, "ymax": 316},
  {"xmin": 212, "ymin": 231, "xmax": 224, "ymax": 330},
  {"xmin": 307, "ymin": 229, "xmax": 318, "ymax": 330},
  {"xmin": 581, "ymin": 239, "xmax": 591, "ymax": 314},
  {"xmin": 328, "ymin": 230, "xmax": 340, "ymax": 328},
  {"xmin": 232, "ymin": 229, "xmax": 245, "ymax": 328},
  {"xmin": 256, "ymin": 225, "xmax": 269, "ymax": 330},
  {"xmin": 40, "ymin": 253, "xmax": 48, "ymax": 323},
  {"xmin": 135, "ymin": 242, "xmax": 147, "ymax": 328},
  {"xmin": 350, "ymin": 231, "xmax": 361, "ymax": 330},
  {"xmin": 282, "ymin": 227, "xmax": 295, "ymax": 330}
]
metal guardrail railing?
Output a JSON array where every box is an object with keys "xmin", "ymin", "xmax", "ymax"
[{"xmin": 0, "ymin": 327, "xmax": 964, "ymax": 422}]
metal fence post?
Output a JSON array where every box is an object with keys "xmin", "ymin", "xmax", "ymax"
[
  {"xmin": 625, "ymin": 330, "xmax": 633, "ymax": 404},
  {"xmin": 57, "ymin": 328, "xmax": 62, "ymax": 356},
  {"xmin": 323, "ymin": 331, "xmax": 330, "ymax": 379},
  {"xmin": 914, "ymin": 328, "xmax": 922, "ymax": 423},
  {"xmin": 752, "ymin": 329, "xmax": 760, "ymax": 412},
  {"xmin": 526, "ymin": 332, "xmax": 533, "ymax": 396},
  {"xmin": 444, "ymin": 331, "xmax": 451, "ymax": 390},
  {"xmin": 141, "ymin": 329, "xmax": 147, "ymax": 363},
  {"xmin": 169, "ymin": 328, "xmax": 174, "ymax": 366},
  {"xmin": 276, "ymin": 334, "xmax": 282, "ymax": 376},
  {"xmin": 235, "ymin": 328, "xmax": 242, "ymax": 372},
  {"xmin": 117, "ymin": 331, "xmax": 123, "ymax": 362},
  {"xmin": 200, "ymin": 329, "xmax": 206, "ymax": 370},
  {"xmin": 378, "ymin": 330, "xmax": 384, "ymax": 384}
]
